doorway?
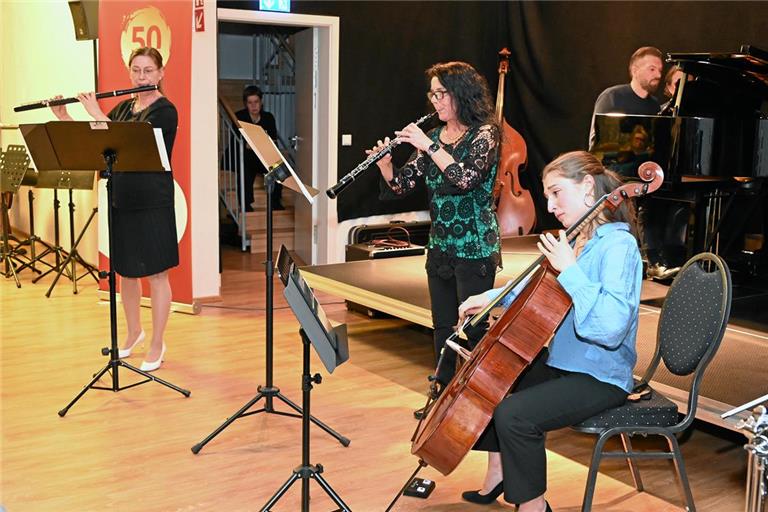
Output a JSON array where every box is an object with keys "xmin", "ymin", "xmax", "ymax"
[{"xmin": 217, "ymin": 8, "xmax": 340, "ymax": 265}]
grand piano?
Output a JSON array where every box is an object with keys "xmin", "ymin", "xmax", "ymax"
[{"xmin": 591, "ymin": 45, "xmax": 768, "ymax": 269}]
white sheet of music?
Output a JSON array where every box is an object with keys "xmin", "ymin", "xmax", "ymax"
[{"xmin": 153, "ymin": 128, "xmax": 171, "ymax": 171}]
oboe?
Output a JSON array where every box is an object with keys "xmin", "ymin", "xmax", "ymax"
[
  {"xmin": 326, "ymin": 111, "xmax": 438, "ymax": 199},
  {"xmin": 13, "ymin": 85, "xmax": 159, "ymax": 112}
]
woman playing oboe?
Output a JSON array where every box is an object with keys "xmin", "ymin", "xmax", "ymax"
[{"xmin": 367, "ymin": 61, "xmax": 501, "ymax": 411}]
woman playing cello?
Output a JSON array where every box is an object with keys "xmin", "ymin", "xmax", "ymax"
[{"xmin": 457, "ymin": 151, "xmax": 642, "ymax": 511}]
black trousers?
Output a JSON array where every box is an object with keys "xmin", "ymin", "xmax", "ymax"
[
  {"xmin": 426, "ymin": 253, "xmax": 496, "ymax": 385},
  {"xmin": 474, "ymin": 349, "xmax": 627, "ymax": 504},
  {"xmin": 244, "ymin": 165, "xmax": 283, "ymax": 210}
]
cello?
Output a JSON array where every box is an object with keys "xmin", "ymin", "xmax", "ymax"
[
  {"xmin": 493, "ymin": 48, "xmax": 537, "ymax": 237},
  {"xmin": 408, "ymin": 161, "xmax": 664, "ymax": 477}
]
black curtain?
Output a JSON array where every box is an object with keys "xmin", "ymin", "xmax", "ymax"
[
  {"xmin": 288, "ymin": 1, "xmax": 510, "ymax": 221},
  {"xmin": 222, "ymin": 1, "xmax": 768, "ymax": 229},
  {"xmin": 502, "ymin": 1, "xmax": 768, "ymax": 229}
]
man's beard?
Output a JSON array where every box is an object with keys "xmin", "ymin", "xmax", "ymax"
[{"xmin": 642, "ymin": 79, "xmax": 660, "ymax": 95}]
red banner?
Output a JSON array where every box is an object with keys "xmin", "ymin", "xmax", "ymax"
[{"xmin": 98, "ymin": 1, "xmax": 193, "ymax": 304}]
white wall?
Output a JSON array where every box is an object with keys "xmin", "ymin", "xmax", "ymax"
[
  {"xmin": 0, "ymin": 0, "xmax": 221, "ymax": 301},
  {"xmin": 0, "ymin": 1, "xmax": 99, "ymax": 263},
  {"xmin": 191, "ymin": 0, "xmax": 221, "ymax": 299}
]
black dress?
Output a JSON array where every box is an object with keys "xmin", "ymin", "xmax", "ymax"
[{"xmin": 107, "ymin": 97, "xmax": 179, "ymax": 278}]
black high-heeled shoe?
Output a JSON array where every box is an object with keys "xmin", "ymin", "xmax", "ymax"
[{"xmin": 461, "ymin": 481, "xmax": 503, "ymax": 504}]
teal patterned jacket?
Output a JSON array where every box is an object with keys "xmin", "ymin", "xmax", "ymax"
[{"xmin": 383, "ymin": 124, "xmax": 501, "ymax": 263}]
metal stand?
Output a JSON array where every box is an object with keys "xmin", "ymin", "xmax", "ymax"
[
  {"xmin": 1, "ymin": 192, "xmax": 24, "ymax": 288},
  {"xmin": 58, "ymin": 150, "xmax": 190, "ymax": 417},
  {"xmin": 192, "ymin": 170, "xmax": 348, "ymax": 453},
  {"xmin": 45, "ymin": 188, "xmax": 99, "ymax": 296},
  {"xmin": 260, "ymin": 329, "xmax": 351, "ymax": 512},
  {"xmin": 31, "ymin": 189, "xmax": 69, "ymax": 284},
  {"xmin": 13, "ymin": 187, "xmax": 52, "ymax": 276},
  {"xmin": 0, "ymin": 146, "xmax": 33, "ymax": 287}
]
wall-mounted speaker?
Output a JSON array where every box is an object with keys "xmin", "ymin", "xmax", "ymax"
[{"xmin": 68, "ymin": 0, "xmax": 98, "ymax": 41}]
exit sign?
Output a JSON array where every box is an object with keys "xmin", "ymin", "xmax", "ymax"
[{"xmin": 260, "ymin": 0, "xmax": 290, "ymax": 13}]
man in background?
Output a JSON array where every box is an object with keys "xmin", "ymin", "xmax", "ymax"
[
  {"xmin": 589, "ymin": 47, "xmax": 685, "ymax": 280},
  {"xmin": 235, "ymin": 85, "xmax": 283, "ymax": 211},
  {"xmin": 589, "ymin": 46, "xmax": 663, "ymax": 147}
]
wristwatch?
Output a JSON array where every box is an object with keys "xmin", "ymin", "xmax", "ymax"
[{"xmin": 426, "ymin": 142, "xmax": 441, "ymax": 157}]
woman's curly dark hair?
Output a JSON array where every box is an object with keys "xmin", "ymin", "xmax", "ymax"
[{"xmin": 426, "ymin": 62, "xmax": 497, "ymax": 130}]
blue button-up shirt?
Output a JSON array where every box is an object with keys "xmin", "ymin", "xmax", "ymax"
[{"xmin": 487, "ymin": 222, "xmax": 641, "ymax": 392}]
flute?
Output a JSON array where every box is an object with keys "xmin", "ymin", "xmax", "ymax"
[
  {"xmin": 326, "ymin": 111, "xmax": 437, "ymax": 199},
  {"xmin": 13, "ymin": 85, "xmax": 159, "ymax": 113}
]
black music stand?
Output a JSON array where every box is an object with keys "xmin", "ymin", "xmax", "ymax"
[
  {"xmin": 35, "ymin": 170, "xmax": 99, "ymax": 296},
  {"xmin": 28, "ymin": 186, "xmax": 68, "ymax": 281},
  {"xmin": 191, "ymin": 122, "xmax": 348, "ymax": 453},
  {"xmin": 260, "ymin": 245, "xmax": 351, "ymax": 512},
  {"xmin": 19, "ymin": 121, "xmax": 190, "ymax": 415},
  {"xmin": 9, "ymin": 167, "xmax": 53, "ymax": 277},
  {"xmin": 0, "ymin": 146, "xmax": 32, "ymax": 287}
]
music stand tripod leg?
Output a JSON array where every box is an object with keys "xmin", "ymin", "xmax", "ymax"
[
  {"xmin": 58, "ymin": 149, "xmax": 190, "ymax": 416},
  {"xmin": 192, "ymin": 171, "xmax": 349, "ymax": 453},
  {"xmin": 67, "ymin": 191, "xmax": 99, "ymax": 288},
  {"xmin": 32, "ymin": 190, "xmax": 70, "ymax": 284},
  {"xmin": 259, "ymin": 330, "xmax": 351, "ymax": 512},
  {"xmin": 45, "ymin": 205, "xmax": 98, "ymax": 297},
  {"xmin": 1, "ymin": 202, "xmax": 21, "ymax": 288}
]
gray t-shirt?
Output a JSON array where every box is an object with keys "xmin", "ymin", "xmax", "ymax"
[{"xmin": 589, "ymin": 83, "xmax": 660, "ymax": 148}]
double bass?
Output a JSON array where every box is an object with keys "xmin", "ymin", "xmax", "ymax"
[
  {"xmin": 409, "ymin": 162, "xmax": 664, "ymax": 476},
  {"xmin": 493, "ymin": 48, "xmax": 536, "ymax": 237}
]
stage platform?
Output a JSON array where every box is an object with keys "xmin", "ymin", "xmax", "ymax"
[
  {"xmin": 301, "ymin": 236, "xmax": 541, "ymax": 328},
  {"xmin": 302, "ymin": 238, "xmax": 768, "ymax": 433}
]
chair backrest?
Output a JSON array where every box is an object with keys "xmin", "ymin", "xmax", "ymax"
[{"xmin": 642, "ymin": 252, "xmax": 732, "ymax": 430}]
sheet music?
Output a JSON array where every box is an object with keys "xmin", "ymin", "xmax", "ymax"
[
  {"xmin": 238, "ymin": 122, "xmax": 318, "ymax": 204},
  {"xmin": 153, "ymin": 128, "xmax": 171, "ymax": 171}
]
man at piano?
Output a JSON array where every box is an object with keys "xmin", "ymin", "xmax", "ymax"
[
  {"xmin": 588, "ymin": 46, "xmax": 663, "ymax": 148},
  {"xmin": 589, "ymin": 46, "xmax": 683, "ymax": 280}
]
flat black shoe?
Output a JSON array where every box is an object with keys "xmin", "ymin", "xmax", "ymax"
[{"xmin": 461, "ymin": 482, "xmax": 503, "ymax": 504}]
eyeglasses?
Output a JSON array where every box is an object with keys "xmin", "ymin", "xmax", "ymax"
[
  {"xmin": 426, "ymin": 89, "xmax": 448, "ymax": 102},
  {"xmin": 130, "ymin": 67, "xmax": 158, "ymax": 76}
]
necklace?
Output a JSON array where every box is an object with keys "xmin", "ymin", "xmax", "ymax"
[
  {"xmin": 131, "ymin": 97, "xmax": 146, "ymax": 114},
  {"xmin": 441, "ymin": 126, "xmax": 468, "ymax": 145},
  {"xmin": 132, "ymin": 94, "xmax": 161, "ymax": 114}
]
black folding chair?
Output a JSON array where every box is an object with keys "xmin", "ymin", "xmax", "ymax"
[{"xmin": 572, "ymin": 252, "xmax": 732, "ymax": 511}]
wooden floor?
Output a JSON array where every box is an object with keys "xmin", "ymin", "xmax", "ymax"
[{"xmin": 0, "ymin": 246, "xmax": 749, "ymax": 511}]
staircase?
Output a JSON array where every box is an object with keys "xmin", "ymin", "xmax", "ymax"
[
  {"xmin": 217, "ymin": 30, "xmax": 298, "ymax": 254},
  {"xmin": 242, "ymin": 175, "xmax": 295, "ymax": 254},
  {"xmin": 220, "ymin": 172, "xmax": 295, "ymax": 254}
]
